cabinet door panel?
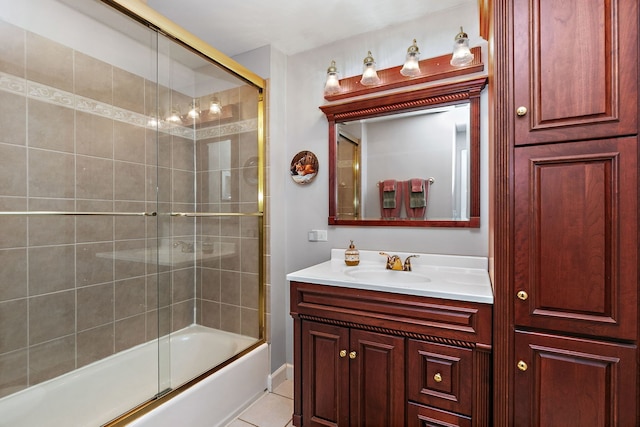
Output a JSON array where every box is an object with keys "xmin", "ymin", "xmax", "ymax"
[
  {"xmin": 301, "ymin": 321, "xmax": 349, "ymax": 427},
  {"xmin": 513, "ymin": 0, "xmax": 637, "ymax": 145},
  {"xmin": 514, "ymin": 330, "xmax": 637, "ymax": 426},
  {"xmin": 407, "ymin": 340, "xmax": 473, "ymax": 416},
  {"xmin": 514, "ymin": 138, "xmax": 637, "ymax": 339},
  {"xmin": 349, "ymin": 329, "xmax": 405, "ymax": 427}
]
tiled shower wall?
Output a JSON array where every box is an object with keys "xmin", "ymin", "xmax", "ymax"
[{"xmin": 0, "ymin": 20, "xmax": 262, "ymax": 398}]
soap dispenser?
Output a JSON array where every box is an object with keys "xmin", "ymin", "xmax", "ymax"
[{"xmin": 344, "ymin": 240, "xmax": 360, "ymax": 266}]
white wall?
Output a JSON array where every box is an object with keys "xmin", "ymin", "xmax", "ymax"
[{"xmin": 280, "ymin": 4, "xmax": 487, "ymax": 365}]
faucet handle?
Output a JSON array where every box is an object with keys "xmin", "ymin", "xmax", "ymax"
[{"xmin": 403, "ymin": 255, "xmax": 419, "ymax": 271}]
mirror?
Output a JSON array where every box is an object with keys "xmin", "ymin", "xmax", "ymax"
[{"xmin": 320, "ymin": 77, "xmax": 487, "ymax": 227}]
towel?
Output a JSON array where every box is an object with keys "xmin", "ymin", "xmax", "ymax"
[
  {"xmin": 381, "ymin": 179, "xmax": 397, "ymax": 208},
  {"xmin": 409, "ymin": 178, "xmax": 426, "ymax": 208}
]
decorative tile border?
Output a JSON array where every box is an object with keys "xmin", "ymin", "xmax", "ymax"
[{"xmin": 0, "ymin": 71, "xmax": 257, "ymax": 141}]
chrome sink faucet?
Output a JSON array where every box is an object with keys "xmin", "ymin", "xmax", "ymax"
[{"xmin": 379, "ymin": 252, "xmax": 419, "ymax": 271}]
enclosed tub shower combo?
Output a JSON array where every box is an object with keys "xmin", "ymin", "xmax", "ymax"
[{"xmin": 0, "ymin": 0, "xmax": 267, "ymax": 425}]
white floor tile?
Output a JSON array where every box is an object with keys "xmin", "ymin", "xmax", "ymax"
[
  {"xmin": 237, "ymin": 393, "xmax": 293, "ymax": 427},
  {"xmin": 273, "ymin": 379, "xmax": 294, "ymax": 400},
  {"xmin": 226, "ymin": 419, "xmax": 255, "ymax": 427}
]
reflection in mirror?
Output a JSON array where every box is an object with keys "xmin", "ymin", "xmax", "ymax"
[
  {"xmin": 321, "ymin": 77, "xmax": 487, "ymax": 227},
  {"xmin": 337, "ymin": 104, "xmax": 470, "ymax": 221}
]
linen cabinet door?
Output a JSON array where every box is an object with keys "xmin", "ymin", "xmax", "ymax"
[
  {"xmin": 513, "ymin": 0, "xmax": 637, "ymax": 145},
  {"xmin": 301, "ymin": 321, "xmax": 349, "ymax": 427},
  {"xmin": 514, "ymin": 330, "xmax": 637, "ymax": 426},
  {"xmin": 513, "ymin": 138, "xmax": 637, "ymax": 340},
  {"xmin": 349, "ymin": 329, "xmax": 405, "ymax": 427}
]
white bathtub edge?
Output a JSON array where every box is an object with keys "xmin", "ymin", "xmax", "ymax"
[{"xmin": 128, "ymin": 343, "xmax": 269, "ymax": 427}]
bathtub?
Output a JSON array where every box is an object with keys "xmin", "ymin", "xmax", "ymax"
[{"xmin": 0, "ymin": 325, "xmax": 268, "ymax": 427}]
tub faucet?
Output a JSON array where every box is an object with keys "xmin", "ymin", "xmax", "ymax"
[
  {"xmin": 379, "ymin": 252, "xmax": 419, "ymax": 271},
  {"xmin": 173, "ymin": 241, "xmax": 195, "ymax": 253}
]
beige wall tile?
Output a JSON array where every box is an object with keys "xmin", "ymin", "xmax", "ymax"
[
  {"xmin": 113, "ymin": 67, "xmax": 144, "ymax": 114},
  {"xmin": 0, "ymin": 249, "xmax": 27, "ymax": 301},
  {"xmin": 76, "ymin": 111, "xmax": 114, "ymax": 159},
  {"xmin": 76, "ymin": 242, "xmax": 114, "ymax": 287},
  {"xmin": 200, "ymin": 300, "xmax": 221, "ymax": 329},
  {"xmin": 76, "ymin": 200, "xmax": 114, "ymax": 243},
  {"xmin": 0, "ymin": 91, "xmax": 26, "ymax": 146},
  {"xmin": 28, "ymin": 335, "xmax": 75, "ymax": 385},
  {"xmin": 28, "ymin": 245, "xmax": 75, "ymax": 295},
  {"xmin": 25, "ymin": 32, "xmax": 73, "ymax": 93},
  {"xmin": 28, "ymin": 291, "xmax": 75, "ymax": 345},
  {"xmin": 74, "ymin": 52, "xmax": 113, "ymax": 105},
  {"xmin": 0, "ymin": 299, "xmax": 27, "ymax": 353},
  {"xmin": 0, "ymin": 143, "xmax": 26, "ymax": 196},
  {"xmin": 171, "ymin": 299, "xmax": 194, "ymax": 331},
  {"xmin": 27, "ymin": 199, "xmax": 75, "ymax": 246},
  {"xmin": 114, "ymin": 161, "xmax": 145, "ymax": 201},
  {"xmin": 114, "ymin": 121, "xmax": 145, "ymax": 163},
  {"xmin": 0, "ymin": 21, "xmax": 25, "ymax": 78},
  {"xmin": 77, "ymin": 283, "xmax": 114, "ymax": 331},
  {"xmin": 0, "ymin": 348, "xmax": 28, "ymax": 399},
  {"xmin": 115, "ymin": 277, "xmax": 146, "ymax": 320},
  {"xmin": 77, "ymin": 324, "xmax": 114, "ymax": 368},
  {"xmin": 115, "ymin": 313, "xmax": 146, "ymax": 352},
  {"xmin": 220, "ymin": 270, "xmax": 241, "ymax": 305},
  {"xmin": 172, "ymin": 268, "xmax": 195, "ymax": 303},
  {"xmin": 220, "ymin": 303, "xmax": 241, "ymax": 334},
  {"xmin": 28, "ymin": 149, "xmax": 75, "ymax": 198},
  {"xmin": 27, "ymin": 99, "xmax": 74, "ymax": 153},
  {"xmin": 76, "ymin": 155, "xmax": 114, "ymax": 200}
]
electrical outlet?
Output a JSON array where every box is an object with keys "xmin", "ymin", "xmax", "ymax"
[{"xmin": 308, "ymin": 229, "xmax": 328, "ymax": 242}]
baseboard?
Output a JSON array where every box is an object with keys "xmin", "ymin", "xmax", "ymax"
[{"xmin": 268, "ymin": 363, "xmax": 293, "ymax": 392}]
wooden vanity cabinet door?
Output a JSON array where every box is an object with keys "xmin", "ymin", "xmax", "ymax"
[
  {"xmin": 301, "ymin": 321, "xmax": 349, "ymax": 427},
  {"xmin": 512, "ymin": 0, "xmax": 637, "ymax": 146},
  {"xmin": 513, "ymin": 138, "xmax": 638, "ymax": 340},
  {"xmin": 407, "ymin": 340, "xmax": 473, "ymax": 416},
  {"xmin": 514, "ymin": 330, "xmax": 637, "ymax": 426},
  {"xmin": 349, "ymin": 329, "xmax": 405, "ymax": 427}
]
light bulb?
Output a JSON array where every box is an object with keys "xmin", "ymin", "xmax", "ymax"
[
  {"xmin": 450, "ymin": 27, "xmax": 474, "ymax": 66},
  {"xmin": 360, "ymin": 51, "xmax": 381, "ymax": 86},
  {"xmin": 324, "ymin": 60, "xmax": 341, "ymax": 95},
  {"xmin": 400, "ymin": 39, "xmax": 421, "ymax": 77},
  {"xmin": 209, "ymin": 97, "xmax": 222, "ymax": 114}
]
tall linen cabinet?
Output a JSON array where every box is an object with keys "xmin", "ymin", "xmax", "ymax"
[{"xmin": 490, "ymin": 0, "xmax": 639, "ymax": 425}]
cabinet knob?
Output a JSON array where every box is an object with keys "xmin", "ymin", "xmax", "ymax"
[
  {"xmin": 349, "ymin": 351, "xmax": 357, "ymax": 359},
  {"xmin": 517, "ymin": 290, "xmax": 528, "ymax": 301},
  {"xmin": 339, "ymin": 350, "xmax": 347, "ymax": 358},
  {"xmin": 516, "ymin": 106, "xmax": 528, "ymax": 116},
  {"xmin": 517, "ymin": 360, "xmax": 528, "ymax": 371},
  {"xmin": 433, "ymin": 373, "xmax": 443, "ymax": 383}
]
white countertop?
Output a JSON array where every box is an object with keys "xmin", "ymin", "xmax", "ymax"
[{"xmin": 287, "ymin": 249, "xmax": 494, "ymax": 304}]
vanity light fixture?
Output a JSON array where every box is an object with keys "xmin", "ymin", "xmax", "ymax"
[
  {"xmin": 360, "ymin": 51, "xmax": 381, "ymax": 86},
  {"xmin": 209, "ymin": 97, "xmax": 222, "ymax": 114},
  {"xmin": 400, "ymin": 39, "xmax": 421, "ymax": 77},
  {"xmin": 187, "ymin": 100, "xmax": 200, "ymax": 120},
  {"xmin": 324, "ymin": 60, "xmax": 341, "ymax": 95},
  {"xmin": 450, "ymin": 26, "xmax": 474, "ymax": 66},
  {"xmin": 167, "ymin": 106, "xmax": 182, "ymax": 123}
]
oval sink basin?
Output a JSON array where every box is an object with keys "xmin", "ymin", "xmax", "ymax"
[{"xmin": 344, "ymin": 269, "xmax": 430, "ymax": 285}]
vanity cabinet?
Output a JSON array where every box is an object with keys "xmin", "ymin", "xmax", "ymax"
[
  {"xmin": 491, "ymin": 0, "xmax": 640, "ymax": 424},
  {"xmin": 290, "ymin": 281, "xmax": 492, "ymax": 427}
]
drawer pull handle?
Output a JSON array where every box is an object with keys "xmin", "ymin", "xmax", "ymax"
[
  {"xmin": 517, "ymin": 360, "xmax": 528, "ymax": 371},
  {"xmin": 433, "ymin": 373, "xmax": 443, "ymax": 383},
  {"xmin": 339, "ymin": 350, "xmax": 347, "ymax": 358},
  {"xmin": 516, "ymin": 106, "xmax": 528, "ymax": 116},
  {"xmin": 517, "ymin": 290, "xmax": 528, "ymax": 301},
  {"xmin": 349, "ymin": 351, "xmax": 357, "ymax": 359}
]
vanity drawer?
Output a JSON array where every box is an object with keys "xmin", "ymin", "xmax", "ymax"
[
  {"xmin": 407, "ymin": 339, "xmax": 473, "ymax": 416},
  {"xmin": 408, "ymin": 402, "xmax": 472, "ymax": 427}
]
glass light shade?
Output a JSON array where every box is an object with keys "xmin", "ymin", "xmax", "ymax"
[
  {"xmin": 187, "ymin": 101, "xmax": 200, "ymax": 119},
  {"xmin": 360, "ymin": 51, "xmax": 381, "ymax": 86},
  {"xmin": 450, "ymin": 27, "xmax": 474, "ymax": 66},
  {"xmin": 400, "ymin": 39, "xmax": 421, "ymax": 77},
  {"xmin": 209, "ymin": 97, "xmax": 222, "ymax": 114},
  {"xmin": 167, "ymin": 106, "xmax": 181, "ymax": 123},
  {"xmin": 324, "ymin": 60, "xmax": 341, "ymax": 95}
]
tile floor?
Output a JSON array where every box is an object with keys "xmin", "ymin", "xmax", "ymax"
[{"xmin": 225, "ymin": 379, "xmax": 294, "ymax": 427}]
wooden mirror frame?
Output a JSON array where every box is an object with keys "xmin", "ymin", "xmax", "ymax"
[{"xmin": 320, "ymin": 76, "xmax": 487, "ymax": 227}]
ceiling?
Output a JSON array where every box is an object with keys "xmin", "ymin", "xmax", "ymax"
[{"xmin": 145, "ymin": 0, "xmax": 476, "ymax": 58}]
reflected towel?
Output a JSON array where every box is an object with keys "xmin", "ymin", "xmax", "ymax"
[
  {"xmin": 409, "ymin": 178, "xmax": 426, "ymax": 208},
  {"xmin": 382, "ymin": 179, "xmax": 397, "ymax": 208},
  {"xmin": 383, "ymin": 179, "xmax": 396, "ymax": 191}
]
